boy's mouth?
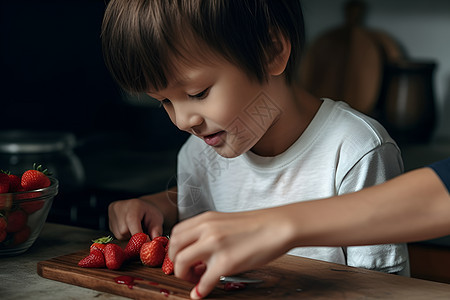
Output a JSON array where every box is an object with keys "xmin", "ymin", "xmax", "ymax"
[{"xmin": 203, "ymin": 131, "xmax": 225, "ymax": 146}]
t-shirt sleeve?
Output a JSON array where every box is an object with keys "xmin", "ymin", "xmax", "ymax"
[{"xmin": 428, "ymin": 157, "xmax": 450, "ymax": 193}]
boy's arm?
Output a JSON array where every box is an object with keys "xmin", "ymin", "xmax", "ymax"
[
  {"xmin": 169, "ymin": 166, "xmax": 450, "ymax": 299},
  {"xmin": 338, "ymin": 143, "xmax": 408, "ymax": 273}
]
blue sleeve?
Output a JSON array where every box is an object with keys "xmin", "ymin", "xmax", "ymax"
[{"xmin": 428, "ymin": 157, "xmax": 450, "ymax": 193}]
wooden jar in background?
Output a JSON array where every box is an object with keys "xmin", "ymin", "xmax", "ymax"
[{"xmin": 378, "ymin": 60, "xmax": 437, "ymax": 144}]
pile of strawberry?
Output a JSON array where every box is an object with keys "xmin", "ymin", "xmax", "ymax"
[
  {"xmin": 0, "ymin": 163, "xmax": 51, "ymax": 194},
  {"xmin": 78, "ymin": 233, "xmax": 174, "ymax": 275},
  {"xmin": 0, "ymin": 164, "xmax": 52, "ymax": 246}
]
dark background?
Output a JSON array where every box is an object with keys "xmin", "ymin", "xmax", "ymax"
[{"xmin": 0, "ymin": 0, "xmax": 189, "ymax": 230}]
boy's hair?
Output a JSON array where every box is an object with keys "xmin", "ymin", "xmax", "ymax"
[{"xmin": 101, "ymin": 0, "xmax": 305, "ymax": 94}]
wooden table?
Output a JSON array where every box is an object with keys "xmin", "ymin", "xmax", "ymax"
[{"xmin": 3, "ymin": 223, "xmax": 450, "ymax": 299}]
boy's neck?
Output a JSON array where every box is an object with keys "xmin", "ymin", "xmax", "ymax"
[{"xmin": 250, "ymin": 80, "xmax": 322, "ymax": 157}]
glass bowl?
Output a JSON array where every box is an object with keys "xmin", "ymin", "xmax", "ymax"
[{"xmin": 0, "ymin": 177, "xmax": 58, "ymax": 256}]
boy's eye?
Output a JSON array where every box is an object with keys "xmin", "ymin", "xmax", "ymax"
[{"xmin": 188, "ymin": 88, "xmax": 210, "ymax": 100}]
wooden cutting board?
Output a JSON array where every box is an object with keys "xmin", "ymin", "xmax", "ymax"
[{"xmin": 37, "ymin": 249, "xmax": 450, "ymax": 299}]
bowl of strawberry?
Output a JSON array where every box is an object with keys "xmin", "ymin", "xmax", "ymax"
[{"xmin": 0, "ymin": 163, "xmax": 58, "ymax": 256}]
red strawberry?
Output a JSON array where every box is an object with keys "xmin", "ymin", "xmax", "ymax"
[
  {"xmin": 140, "ymin": 240, "xmax": 165, "ymax": 267},
  {"xmin": 0, "ymin": 195, "xmax": 13, "ymax": 210},
  {"xmin": 0, "ymin": 230, "xmax": 6, "ymax": 243},
  {"xmin": 162, "ymin": 244, "xmax": 174, "ymax": 275},
  {"xmin": 7, "ymin": 174, "xmax": 21, "ymax": 192},
  {"xmin": 20, "ymin": 200, "xmax": 45, "ymax": 215},
  {"xmin": 90, "ymin": 236, "xmax": 114, "ymax": 253},
  {"xmin": 152, "ymin": 236, "xmax": 169, "ymax": 248},
  {"xmin": 21, "ymin": 163, "xmax": 51, "ymax": 191},
  {"xmin": 0, "ymin": 213, "xmax": 6, "ymax": 231},
  {"xmin": 78, "ymin": 249, "xmax": 106, "ymax": 268},
  {"xmin": 103, "ymin": 243, "xmax": 125, "ymax": 270},
  {"xmin": 124, "ymin": 232, "xmax": 150, "ymax": 260},
  {"xmin": 6, "ymin": 209, "xmax": 28, "ymax": 233},
  {"xmin": 0, "ymin": 172, "xmax": 9, "ymax": 194},
  {"xmin": 12, "ymin": 225, "xmax": 31, "ymax": 245}
]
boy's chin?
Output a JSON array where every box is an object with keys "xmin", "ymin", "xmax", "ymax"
[
  {"xmin": 212, "ymin": 144, "xmax": 253, "ymax": 159},
  {"xmin": 212, "ymin": 147, "xmax": 243, "ymax": 159}
]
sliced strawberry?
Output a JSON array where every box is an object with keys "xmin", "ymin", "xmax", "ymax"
[
  {"xmin": 124, "ymin": 232, "xmax": 150, "ymax": 261},
  {"xmin": 78, "ymin": 249, "xmax": 106, "ymax": 268},
  {"xmin": 140, "ymin": 240, "xmax": 166, "ymax": 267},
  {"xmin": 104, "ymin": 243, "xmax": 125, "ymax": 270}
]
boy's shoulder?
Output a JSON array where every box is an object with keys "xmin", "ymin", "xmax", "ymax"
[
  {"xmin": 319, "ymin": 99, "xmax": 393, "ymax": 140},
  {"xmin": 310, "ymin": 98, "xmax": 398, "ymax": 151}
]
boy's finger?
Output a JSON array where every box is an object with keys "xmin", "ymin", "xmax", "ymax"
[
  {"xmin": 169, "ymin": 223, "xmax": 203, "ymax": 259},
  {"xmin": 189, "ymin": 269, "xmax": 220, "ymax": 299},
  {"xmin": 149, "ymin": 224, "xmax": 163, "ymax": 239},
  {"xmin": 128, "ymin": 222, "xmax": 143, "ymax": 237}
]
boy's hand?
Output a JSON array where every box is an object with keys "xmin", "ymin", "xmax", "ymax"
[
  {"xmin": 108, "ymin": 198, "xmax": 164, "ymax": 240},
  {"xmin": 169, "ymin": 209, "xmax": 293, "ymax": 299}
]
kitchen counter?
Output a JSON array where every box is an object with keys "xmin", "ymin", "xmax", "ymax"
[
  {"xmin": 4, "ymin": 223, "xmax": 450, "ymax": 299},
  {"xmin": 0, "ymin": 223, "xmax": 127, "ymax": 300}
]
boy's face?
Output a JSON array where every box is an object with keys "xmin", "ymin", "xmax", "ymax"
[{"xmin": 147, "ymin": 58, "xmax": 280, "ymax": 158}]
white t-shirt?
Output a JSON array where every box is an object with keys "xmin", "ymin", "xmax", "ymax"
[{"xmin": 177, "ymin": 98, "xmax": 409, "ymax": 275}]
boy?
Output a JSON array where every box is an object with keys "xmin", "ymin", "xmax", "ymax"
[{"xmin": 102, "ymin": 0, "xmax": 409, "ymax": 296}]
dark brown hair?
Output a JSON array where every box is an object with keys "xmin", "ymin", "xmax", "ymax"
[{"xmin": 101, "ymin": 0, "xmax": 305, "ymax": 93}]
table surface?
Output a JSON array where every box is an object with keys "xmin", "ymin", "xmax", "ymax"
[
  {"xmin": 0, "ymin": 222, "xmax": 127, "ymax": 300},
  {"xmin": 3, "ymin": 222, "xmax": 450, "ymax": 300}
]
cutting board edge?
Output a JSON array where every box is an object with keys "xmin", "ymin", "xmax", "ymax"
[{"xmin": 37, "ymin": 259, "xmax": 189, "ymax": 300}]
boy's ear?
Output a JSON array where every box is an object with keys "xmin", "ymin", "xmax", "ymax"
[{"xmin": 267, "ymin": 34, "xmax": 291, "ymax": 76}]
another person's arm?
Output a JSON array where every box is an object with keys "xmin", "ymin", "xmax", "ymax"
[
  {"xmin": 109, "ymin": 186, "xmax": 178, "ymax": 240},
  {"xmin": 169, "ymin": 161, "xmax": 450, "ymax": 299}
]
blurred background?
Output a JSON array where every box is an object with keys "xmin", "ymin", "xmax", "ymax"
[
  {"xmin": 0, "ymin": 0, "xmax": 189, "ymax": 231},
  {"xmin": 0, "ymin": 0, "xmax": 449, "ymax": 284}
]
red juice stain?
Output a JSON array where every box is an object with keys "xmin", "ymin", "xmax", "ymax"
[
  {"xmin": 114, "ymin": 275, "xmax": 142, "ymax": 289},
  {"xmin": 160, "ymin": 288, "xmax": 171, "ymax": 297},
  {"xmin": 224, "ymin": 282, "xmax": 247, "ymax": 291},
  {"xmin": 148, "ymin": 281, "xmax": 159, "ymax": 285}
]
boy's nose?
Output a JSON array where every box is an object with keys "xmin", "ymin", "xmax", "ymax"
[{"xmin": 173, "ymin": 105, "xmax": 203, "ymax": 133}]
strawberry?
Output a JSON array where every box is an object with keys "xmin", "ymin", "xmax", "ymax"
[
  {"xmin": 12, "ymin": 225, "xmax": 31, "ymax": 245},
  {"xmin": 20, "ymin": 200, "xmax": 45, "ymax": 214},
  {"xmin": 21, "ymin": 163, "xmax": 51, "ymax": 191},
  {"xmin": 0, "ymin": 171, "xmax": 22, "ymax": 193},
  {"xmin": 0, "ymin": 172, "xmax": 9, "ymax": 194},
  {"xmin": 0, "ymin": 230, "xmax": 6, "ymax": 243},
  {"xmin": 103, "ymin": 243, "xmax": 125, "ymax": 270},
  {"xmin": 0, "ymin": 195, "xmax": 13, "ymax": 210},
  {"xmin": 162, "ymin": 243, "xmax": 174, "ymax": 275},
  {"xmin": 0, "ymin": 213, "xmax": 6, "ymax": 231},
  {"xmin": 152, "ymin": 236, "xmax": 169, "ymax": 248},
  {"xmin": 6, "ymin": 209, "xmax": 28, "ymax": 233},
  {"xmin": 90, "ymin": 235, "xmax": 114, "ymax": 253},
  {"xmin": 124, "ymin": 232, "xmax": 150, "ymax": 260},
  {"xmin": 140, "ymin": 239, "xmax": 166, "ymax": 267},
  {"xmin": 78, "ymin": 249, "xmax": 106, "ymax": 268},
  {"xmin": 7, "ymin": 174, "xmax": 22, "ymax": 192}
]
